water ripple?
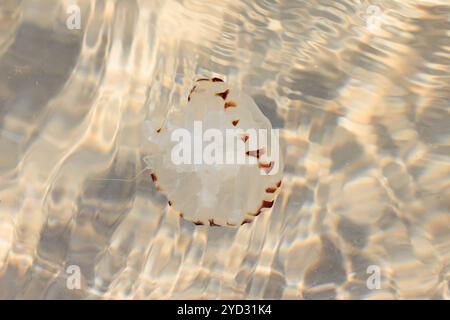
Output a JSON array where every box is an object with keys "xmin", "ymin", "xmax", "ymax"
[{"xmin": 0, "ymin": 0, "xmax": 449, "ymax": 299}]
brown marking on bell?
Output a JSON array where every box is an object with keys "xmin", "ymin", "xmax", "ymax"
[
  {"xmin": 188, "ymin": 85, "xmax": 197, "ymax": 102},
  {"xmin": 246, "ymin": 148, "xmax": 265, "ymax": 159},
  {"xmin": 150, "ymin": 173, "xmax": 157, "ymax": 182},
  {"xmin": 156, "ymin": 128, "xmax": 162, "ymax": 133},
  {"xmin": 276, "ymin": 180, "xmax": 282, "ymax": 188},
  {"xmin": 241, "ymin": 218, "xmax": 253, "ymax": 225},
  {"xmin": 168, "ymin": 200, "xmax": 172, "ymax": 206},
  {"xmin": 193, "ymin": 220, "xmax": 204, "ymax": 226},
  {"xmin": 215, "ymin": 89, "xmax": 229, "ymax": 100},
  {"xmin": 196, "ymin": 78, "xmax": 209, "ymax": 82},
  {"xmin": 211, "ymin": 77, "xmax": 224, "ymax": 82},
  {"xmin": 265, "ymin": 187, "xmax": 277, "ymax": 193},
  {"xmin": 179, "ymin": 213, "xmax": 184, "ymax": 218},
  {"xmin": 248, "ymin": 209, "xmax": 262, "ymax": 217},
  {"xmin": 224, "ymin": 101, "xmax": 237, "ymax": 109},
  {"xmin": 209, "ymin": 219, "xmax": 221, "ymax": 227},
  {"xmin": 241, "ymin": 134, "xmax": 249, "ymax": 143},
  {"xmin": 258, "ymin": 161, "xmax": 274, "ymax": 174},
  {"xmin": 262, "ymin": 200, "xmax": 274, "ymax": 209},
  {"xmin": 232, "ymin": 119, "xmax": 239, "ymax": 126}
]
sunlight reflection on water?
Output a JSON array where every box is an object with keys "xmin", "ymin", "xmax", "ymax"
[{"xmin": 0, "ymin": 0, "xmax": 449, "ymax": 299}]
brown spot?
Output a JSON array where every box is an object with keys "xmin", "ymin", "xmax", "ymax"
[
  {"xmin": 248, "ymin": 200, "xmax": 273, "ymax": 217},
  {"xmin": 179, "ymin": 213, "xmax": 184, "ymax": 218},
  {"xmin": 215, "ymin": 89, "xmax": 229, "ymax": 100},
  {"xmin": 188, "ymin": 85, "xmax": 197, "ymax": 102},
  {"xmin": 224, "ymin": 101, "xmax": 237, "ymax": 109},
  {"xmin": 248, "ymin": 209, "xmax": 262, "ymax": 217},
  {"xmin": 168, "ymin": 200, "xmax": 172, "ymax": 206},
  {"xmin": 232, "ymin": 119, "xmax": 239, "ymax": 126},
  {"xmin": 150, "ymin": 173, "xmax": 157, "ymax": 182},
  {"xmin": 266, "ymin": 187, "xmax": 277, "ymax": 193},
  {"xmin": 209, "ymin": 219, "xmax": 221, "ymax": 227},
  {"xmin": 262, "ymin": 200, "xmax": 274, "ymax": 209},
  {"xmin": 193, "ymin": 220, "xmax": 204, "ymax": 226},
  {"xmin": 258, "ymin": 161, "xmax": 274, "ymax": 174},
  {"xmin": 246, "ymin": 148, "xmax": 265, "ymax": 159},
  {"xmin": 276, "ymin": 180, "xmax": 282, "ymax": 188},
  {"xmin": 241, "ymin": 219, "xmax": 253, "ymax": 225},
  {"xmin": 156, "ymin": 128, "xmax": 161, "ymax": 133},
  {"xmin": 196, "ymin": 78, "xmax": 209, "ymax": 82},
  {"xmin": 241, "ymin": 134, "xmax": 249, "ymax": 143},
  {"xmin": 212, "ymin": 77, "xmax": 224, "ymax": 82},
  {"xmin": 226, "ymin": 222, "xmax": 236, "ymax": 227}
]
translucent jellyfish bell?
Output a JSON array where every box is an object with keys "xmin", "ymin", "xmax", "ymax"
[{"xmin": 144, "ymin": 77, "xmax": 284, "ymax": 227}]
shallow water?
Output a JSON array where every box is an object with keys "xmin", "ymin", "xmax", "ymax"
[{"xmin": 0, "ymin": 0, "xmax": 449, "ymax": 299}]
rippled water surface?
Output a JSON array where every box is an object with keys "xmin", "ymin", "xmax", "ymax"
[{"xmin": 0, "ymin": 0, "xmax": 449, "ymax": 299}]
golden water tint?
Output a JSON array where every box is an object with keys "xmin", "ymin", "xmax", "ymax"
[{"xmin": 0, "ymin": 0, "xmax": 448, "ymax": 299}]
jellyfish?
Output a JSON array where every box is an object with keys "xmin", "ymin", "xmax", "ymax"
[{"xmin": 143, "ymin": 77, "xmax": 284, "ymax": 227}]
